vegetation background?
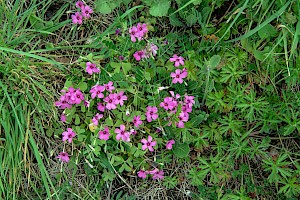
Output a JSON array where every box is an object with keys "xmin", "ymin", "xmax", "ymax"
[{"xmin": 0, "ymin": 0, "xmax": 300, "ymax": 199}]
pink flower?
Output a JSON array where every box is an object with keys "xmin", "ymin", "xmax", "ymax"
[
  {"xmin": 160, "ymin": 97, "xmax": 178, "ymax": 111},
  {"xmin": 98, "ymin": 127, "xmax": 110, "ymax": 140},
  {"xmin": 104, "ymin": 81, "xmax": 115, "ymax": 93},
  {"xmin": 137, "ymin": 170, "xmax": 147, "ymax": 179},
  {"xmin": 62, "ymin": 128, "xmax": 76, "ymax": 143},
  {"xmin": 104, "ymin": 93, "xmax": 117, "ymax": 110},
  {"xmin": 67, "ymin": 88, "xmax": 84, "ymax": 105},
  {"xmin": 184, "ymin": 95, "xmax": 195, "ymax": 107},
  {"xmin": 71, "ymin": 12, "xmax": 83, "ymax": 25},
  {"xmin": 145, "ymin": 106, "xmax": 158, "ymax": 122},
  {"xmin": 86, "ymin": 62, "xmax": 100, "ymax": 75},
  {"xmin": 81, "ymin": 5, "xmax": 93, "ymax": 18},
  {"xmin": 60, "ymin": 114, "xmax": 66, "ymax": 122},
  {"xmin": 176, "ymin": 112, "xmax": 189, "ymax": 128},
  {"xmin": 115, "ymin": 124, "xmax": 130, "ymax": 142},
  {"xmin": 75, "ymin": 1, "xmax": 85, "ymax": 9},
  {"xmin": 92, "ymin": 113, "xmax": 103, "ymax": 126},
  {"xmin": 129, "ymin": 26, "xmax": 141, "ymax": 42},
  {"xmin": 130, "ymin": 129, "xmax": 137, "ymax": 135},
  {"xmin": 166, "ymin": 140, "xmax": 175, "ymax": 150},
  {"xmin": 133, "ymin": 50, "xmax": 145, "ymax": 61},
  {"xmin": 90, "ymin": 84, "xmax": 105, "ymax": 99},
  {"xmin": 170, "ymin": 54, "xmax": 185, "ymax": 67},
  {"xmin": 133, "ymin": 115, "xmax": 143, "ymax": 128},
  {"xmin": 115, "ymin": 91, "xmax": 127, "ymax": 106},
  {"xmin": 136, "ymin": 23, "xmax": 148, "ymax": 36},
  {"xmin": 97, "ymin": 102, "xmax": 105, "ymax": 112},
  {"xmin": 55, "ymin": 95, "xmax": 72, "ymax": 109},
  {"xmin": 169, "ymin": 91, "xmax": 181, "ymax": 99},
  {"xmin": 149, "ymin": 169, "xmax": 164, "ymax": 180},
  {"xmin": 84, "ymin": 100, "xmax": 90, "ymax": 107},
  {"xmin": 149, "ymin": 43, "xmax": 158, "ymax": 56},
  {"xmin": 170, "ymin": 68, "xmax": 188, "ymax": 84},
  {"xmin": 141, "ymin": 135, "xmax": 156, "ymax": 152},
  {"xmin": 182, "ymin": 104, "xmax": 192, "ymax": 113},
  {"xmin": 57, "ymin": 152, "xmax": 70, "ymax": 163}
]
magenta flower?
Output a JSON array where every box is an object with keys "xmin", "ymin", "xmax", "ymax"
[
  {"xmin": 81, "ymin": 5, "xmax": 93, "ymax": 18},
  {"xmin": 84, "ymin": 100, "xmax": 90, "ymax": 107},
  {"xmin": 149, "ymin": 169, "xmax": 164, "ymax": 180},
  {"xmin": 176, "ymin": 112, "xmax": 189, "ymax": 128},
  {"xmin": 136, "ymin": 23, "xmax": 148, "ymax": 36},
  {"xmin": 170, "ymin": 54, "xmax": 185, "ymax": 67},
  {"xmin": 115, "ymin": 124, "xmax": 130, "ymax": 142},
  {"xmin": 169, "ymin": 91, "xmax": 181, "ymax": 99},
  {"xmin": 137, "ymin": 170, "xmax": 147, "ymax": 179},
  {"xmin": 98, "ymin": 127, "xmax": 110, "ymax": 140},
  {"xmin": 62, "ymin": 128, "xmax": 76, "ymax": 143},
  {"xmin": 182, "ymin": 104, "xmax": 192, "ymax": 113},
  {"xmin": 71, "ymin": 12, "xmax": 83, "ymax": 25},
  {"xmin": 90, "ymin": 84, "xmax": 105, "ymax": 99},
  {"xmin": 75, "ymin": 1, "xmax": 85, "ymax": 9},
  {"xmin": 115, "ymin": 91, "xmax": 127, "ymax": 106},
  {"xmin": 145, "ymin": 106, "xmax": 158, "ymax": 122},
  {"xmin": 60, "ymin": 114, "xmax": 66, "ymax": 123},
  {"xmin": 92, "ymin": 113, "xmax": 103, "ymax": 126},
  {"xmin": 132, "ymin": 115, "xmax": 143, "ymax": 128},
  {"xmin": 55, "ymin": 95, "xmax": 72, "ymax": 109},
  {"xmin": 184, "ymin": 95, "xmax": 195, "ymax": 107},
  {"xmin": 133, "ymin": 50, "xmax": 145, "ymax": 61},
  {"xmin": 170, "ymin": 68, "xmax": 188, "ymax": 84},
  {"xmin": 68, "ymin": 89, "xmax": 84, "ymax": 105},
  {"xmin": 160, "ymin": 97, "xmax": 178, "ymax": 111},
  {"xmin": 141, "ymin": 135, "xmax": 156, "ymax": 152},
  {"xmin": 57, "ymin": 152, "xmax": 70, "ymax": 163},
  {"xmin": 130, "ymin": 129, "xmax": 137, "ymax": 135},
  {"xmin": 97, "ymin": 102, "xmax": 105, "ymax": 112},
  {"xmin": 86, "ymin": 62, "xmax": 100, "ymax": 75},
  {"xmin": 104, "ymin": 93, "xmax": 117, "ymax": 110},
  {"xmin": 166, "ymin": 139, "xmax": 175, "ymax": 150},
  {"xmin": 129, "ymin": 26, "xmax": 140, "ymax": 42},
  {"xmin": 104, "ymin": 81, "xmax": 115, "ymax": 93},
  {"xmin": 149, "ymin": 43, "xmax": 158, "ymax": 56}
]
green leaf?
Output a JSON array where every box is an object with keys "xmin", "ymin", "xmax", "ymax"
[
  {"xmin": 190, "ymin": 114, "xmax": 206, "ymax": 127},
  {"xmin": 258, "ymin": 24, "xmax": 278, "ymax": 39},
  {"xmin": 144, "ymin": 72, "xmax": 151, "ymax": 81},
  {"xmin": 122, "ymin": 63, "xmax": 131, "ymax": 75},
  {"xmin": 95, "ymin": 2, "xmax": 112, "ymax": 14},
  {"xmin": 77, "ymin": 82, "xmax": 87, "ymax": 91},
  {"xmin": 149, "ymin": 0, "xmax": 170, "ymax": 17},
  {"xmin": 173, "ymin": 142, "xmax": 190, "ymax": 158},
  {"xmin": 209, "ymin": 55, "xmax": 221, "ymax": 68}
]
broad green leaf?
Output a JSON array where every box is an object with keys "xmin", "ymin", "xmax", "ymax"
[
  {"xmin": 209, "ymin": 55, "xmax": 221, "ymax": 68},
  {"xmin": 173, "ymin": 142, "xmax": 190, "ymax": 158},
  {"xmin": 258, "ymin": 24, "xmax": 277, "ymax": 39},
  {"xmin": 149, "ymin": 0, "xmax": 170, "ymax": 17}
]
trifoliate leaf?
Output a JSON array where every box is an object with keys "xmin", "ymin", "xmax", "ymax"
[{"xmin": 149, "ymin": 0, "xmax": 170, "ymax": 17}]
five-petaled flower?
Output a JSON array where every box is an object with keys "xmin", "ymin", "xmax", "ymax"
[
  {"xmin": 98, "ymin": 127, "xmax": 110, "ymax": 140},
  {"xmin": 86, "ymin": 62, "xmax": 100, "ymax": 75},
  {"xmin": 170, "ymin": 68, "xmax": 188, "ymax": 84},
  {"xmin": 141, "ymin": 135, "xmax": 156, "ymax": 152},
  {"xmin": 62, "ymin": 128, "xmax": 76, "ymax": 143},
  {"xmin": 170, "ymin": 54, "xmax": 185, "ymax": 67},
  {"xmin": 115, "ymin": 124, "xmax": 130, "ymax": 142},
  {"xmin": 133, "ymin": 115, "xmax": 143, "ymax": 128},
  {"xmin": 137, "ymin": 170, "xmax": 147, "ymax": 179},
  {"xmin": 57, "ymin": 152, "xmax": 70, "ymax": 163},
  {"xmin": 92, "ymin": 113, "xmax": 103, "ymax": 126},
  {"xmin": 145, "ymin": 106, "xmax": 159, "ymax": 122},
  {"xmin": 71, "ymin": 12, "xmax": 83, "ymax": 25},
  {"xmin": 149, "ymin": 168, "xmax": 164, "ymax": 180},
  {"xmin": 81, "ymin": 5, "xmax": 93, "ymax": 18},
  {"xmin": 90, "ymin": 84, "xmax": 105, "ymax": 99}
]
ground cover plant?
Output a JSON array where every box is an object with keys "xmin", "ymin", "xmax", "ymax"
[{"xmin": 1, "ymin": 0, "xmax": 300, "ymax": 199}]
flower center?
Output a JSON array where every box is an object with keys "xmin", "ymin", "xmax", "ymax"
[
  {"xmin": 176, "ymin": 75, "xmax": 179, "ymax": 78},
  {"xmin": 108, "ymin": 100, "xmax": 112, "ymax": 103},
  {"xmin": 147, "ymin": 142, "xmax": 151, "ymax": 146}
]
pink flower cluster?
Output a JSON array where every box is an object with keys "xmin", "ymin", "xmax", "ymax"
[
  {"xmin": 137, "ymin": 168, "xmax": 164, "ymax": 180},
  {"xmin": 129, "ymin": 23, "xmax": 148, "ymax": 42},
  {"xmin": 57, "ymin": 127, "xmax": 77, "ymax": 163},
  {"xmin": 55, "ymin": 87, "xmax": 85, "ymax": 109},
  {"xmin": 71, "ymin": 1, "xmax": 93, "ymax": 25},
  {"xmin": 89, "ymin": 81, "xmax": 127, "ymax": 111},
  {"xmin": 133, "ymin": 43, "xmax": 158, "ymax": 61},
  {"xmin": 160, "ymin": 91, "xmax": 195, "ymax": 128}
]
